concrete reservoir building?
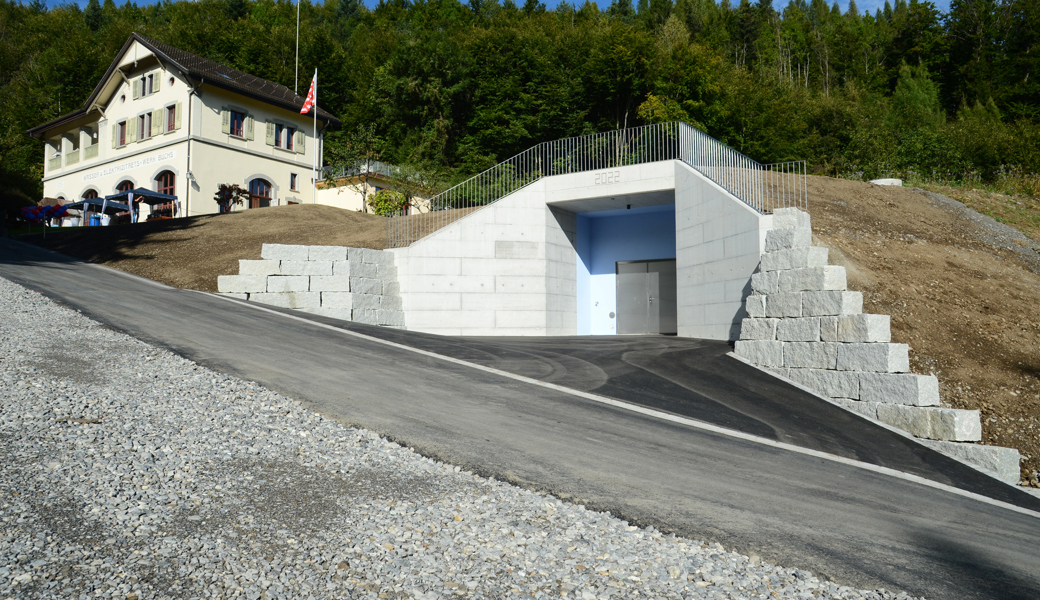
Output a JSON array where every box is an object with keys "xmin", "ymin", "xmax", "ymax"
[{"xmin": 28, "ymin": 33, "xmax": 339, "ymax": 216}]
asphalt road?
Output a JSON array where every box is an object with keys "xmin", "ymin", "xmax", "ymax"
[{"xmin": 2, "ymin": 239, "xmax": 1039, "ymax": 600}]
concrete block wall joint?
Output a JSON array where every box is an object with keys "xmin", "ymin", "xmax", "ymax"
[
  {"xmin": 217, "ymin": 244, "xmax": 405, "ymax": 328},
  {"xmin": 735, "ymin": 208, "xmax": 1020, "ymax": 483}
]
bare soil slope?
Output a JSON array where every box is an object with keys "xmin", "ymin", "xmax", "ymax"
[
  {"xmin": 807, "ymin": 177, "xmax": 1040, "ymax": 484},
  {"xmin": 29, "ymin": 204, "xmax": 387, "ymax": 292},
  {"xmin": 22, "ymin": 181, "xmax": 1040, "ymax": 484}
]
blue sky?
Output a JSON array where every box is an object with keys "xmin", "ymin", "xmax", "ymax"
[{"xmin": 47, "ymin": 0, "xmax": 952, "ymax": 17}]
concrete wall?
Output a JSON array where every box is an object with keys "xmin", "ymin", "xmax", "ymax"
[
  {"xmin": 576, "ymin": 206, "xmax": 677, "ymax": 335},
  {"xmin": 675, "ymin": 161, "xmax": 771, "ymax": 340},
  {"xmin": 391, "ymin": 180, "xmax": 578, "ymax": 336}
]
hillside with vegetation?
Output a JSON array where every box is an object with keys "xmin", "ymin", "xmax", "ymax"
[{"xmin": 1, "ymin": 0, "xmax": 1039, "ymax": 209}]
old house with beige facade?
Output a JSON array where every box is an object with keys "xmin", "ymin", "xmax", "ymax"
[{"xmin": 28, "ymin": 33, "xmax": 339, "ymax": 216}]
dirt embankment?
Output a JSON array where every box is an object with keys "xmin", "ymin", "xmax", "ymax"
[
  {"xmin": 807, "ymin": 177, "xmax": 1040, "ymax": 484},
  {"xmin": 28, "ymin": 204, "xmax": 388, "ymax": 292},
  {"xmin": 23, "ymin": 180, "xmax": 1040, "ymax": 484}
]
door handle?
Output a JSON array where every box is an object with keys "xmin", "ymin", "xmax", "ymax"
[{"xmin": 648, "ymin": 296, "xmax": 655, "ymax": 303}]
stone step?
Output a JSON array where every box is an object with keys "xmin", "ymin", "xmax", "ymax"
[
  {"xmin": 920, "ymin": 439, "xmax": 1022, "ymax": 484},
  {"xmin": 217, "ymin": 274, "xmax": 267, "ymax": 294},
  {"xmin": 760, "ymin": 246, "xmax": 829, "ymax": 272},
  {"xmin": 875, "ymin": 404, "xmax": 981, "ymax": 441},
  {"xmin": 771, "ymin": 207, "xmax": 812, "ymax": 230}
]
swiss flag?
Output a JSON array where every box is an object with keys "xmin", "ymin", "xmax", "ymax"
[{"xmin": 300, "ymin": 70, "xmax": 316, "ymax": 114}]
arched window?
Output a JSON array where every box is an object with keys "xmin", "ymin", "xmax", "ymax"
[
  {"xmin": 155, "ymin": 171, "xmax": 175, "ymax": 196},
  {"xmin": 82, "ymin": 190, "xmax": 98, "ymax": 200},
  {"xmin": 116, "ymin": 180, "xmax": 134, "ymax": 193},
  {"xmin": 249, "ymin": 178, "xmax": 271, "ymax": 209}
]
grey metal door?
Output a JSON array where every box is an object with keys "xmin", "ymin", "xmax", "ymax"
[{"xmin": 616, "ymin": 260, "xmax": 677, "ymax": 334}]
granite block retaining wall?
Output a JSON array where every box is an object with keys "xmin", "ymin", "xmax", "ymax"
[
  {"xmin": 736, "ymin": 208, "xmax": 1021, "ymax": 483},
  {"xmin": 217, "ymin": 244, "xmax": 405, "ymax": 328}
]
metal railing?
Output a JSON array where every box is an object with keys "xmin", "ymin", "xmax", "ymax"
[{"xmin": 386, "ymin": 121, "xmax": 807, "ymax": 248}]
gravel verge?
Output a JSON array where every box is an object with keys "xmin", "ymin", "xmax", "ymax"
[{"xmin": 0, "ymin": 275, "xmax": 923, "ymax": 600}]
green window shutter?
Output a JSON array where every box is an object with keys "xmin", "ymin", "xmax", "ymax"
[
  {"xmin": 245, "ymin": 115, "xmax": 255, "ymax": 141},
  {"xmin": 174, "ymin": 102, "xmax": 182, "ymax": 130},
  {"xmin": 265, "ymin": 121, "xmax": 275, "ymax": 146},
  {"xmin": 152, "ymin": 71, "xmax": 161, "ymax": 93},
  {"xmin": 132, "ymin": 80, "xmax": 140, "ymax": 100},
  {"xmin": 111, "ymin": 124, "xmax": 117, "ymax": 148},
  {"xmin": 295, "ymin": 130, "xmax": 305, "ymax": 154},
  {"xmin": 152, "ymin": 109, "xmax": 162, "ymax": 137},
  {"xmin": 129, "ymin": 118, "xmax": 137, "ymax": 143},
  {"xmin": 220, "ymin": 107, "xmax": 230, "ymax": 135}
]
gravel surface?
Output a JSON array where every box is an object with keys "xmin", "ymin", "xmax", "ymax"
[{"xmin": 0, "ymin": 275, "xmax": 923, "ymax": 600}]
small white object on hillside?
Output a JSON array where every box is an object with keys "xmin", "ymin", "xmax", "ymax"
[{"xmin": 869, "ymin": 178, "xmax": 903, "ymax": 186}]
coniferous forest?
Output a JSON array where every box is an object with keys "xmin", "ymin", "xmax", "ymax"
[{"xmin": 1, "ymin": 0, "xmax": 1038, "ymax": 206}]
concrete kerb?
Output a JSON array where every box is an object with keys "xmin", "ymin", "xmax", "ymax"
[
  {"xmin": 728, "ymin": 350, "xmax": 1022, "ymax": 487},
  {"xmin": 199, "ymin": 289, "xmax": 1040, "ymax": 519}
]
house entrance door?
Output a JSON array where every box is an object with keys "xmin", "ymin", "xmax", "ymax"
[{"xmin": 616, "ymin": 259, "xmax": 677, "ymax": 334}]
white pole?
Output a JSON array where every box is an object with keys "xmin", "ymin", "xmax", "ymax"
[
  {"xmin": 312, "ymin": 68, "xmax": 317, "ymax": 205},
  {"xmin": 295, "ymin": 0, "xmax": 300, "ymax": 94}
]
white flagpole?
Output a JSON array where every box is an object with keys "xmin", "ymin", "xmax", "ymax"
[
  {"xmin": 295, "ymin": 0, "xmax": 300, "ymax": 94},
  {"xmin": 312, "ymin": 68, "xmax": 317, "ymax": 205}
]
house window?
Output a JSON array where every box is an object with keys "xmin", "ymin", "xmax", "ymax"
[
  {"xmin": 275, "ymin": 123, "xmax": 283, "ymax": 148},
  {"xmin": 155, "ymin": 171, "xmax": 175, "ymax": 196},
  {"xmin": 229, "ymin": 110, "xmax": 245, "ymax": 138},
  {"xmin": 290, "ymin": 173, "xmax": 299, "ymax": 191},
  {"xmin": 166, "ymin": 105, "xmax": 176, "ymax": 133},
  {"xmin": 285, "ymin": 127, "xmax": 295, "ymax": 150},
  {"xmin": 140, "ymin": 73, "xmax": 154, "ymax": 97},
  {"xmin": 138, "ymin": 113, "xmax": 152, "ymax": 140},
  {"xmin": 249, "ymin": 178, "xmax": 271, "ymax": 209},
  {"xmin": 117, "ymin": 121, "xmax": 127, "ymax": 146},
  {"xmin": 83, "ymin": 190, "xmax": 98, "ymax": 200},
  {"xmin": 117, "ymin": 180, "xmax": 134, "ymax": 193},
  {"xmin": 274, "ymin": 124, "xmax": 296, "ymax": 150}
]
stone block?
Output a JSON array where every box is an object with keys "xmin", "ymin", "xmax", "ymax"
[
  {"xmin": 784, "ymin": 368, "xmax": 860, "ymax": 399},
  {"xmin": 920, "ymin": 440, "xmax": 1021, "ymax": 484},
  {"xmin": 320, "ymin": 292, "xmax": 353, "ymax": 310},
  {"xmin": 381, "ymin": 295, "xmax": 403, "ymax": 311},
  {"xmin": 217, "ymin": 275, "xmax": 267, "ymax": 294},
  {"xmin": 820, "ymin": 316, "xmax": 839, "ymax": 341},
  {"xmin": 801, "ymin": 291, "xmax": 863, "ymax": 316},
  {"xmin": 308, "ymin": 245, "xmax": 349, "ymax": 261},
  {"xmin": 310, "ymin": 276, "xmax": 352, "ymax": 292},
  {"xmin": 250, "ymin": 292, "xmax": 320, "ymax": 309},
  {"xmin": 745, "ymin": 295, "xmax": 767, "ymax": 318},
  {"xmin": 378, "ymin": 264, "xmax": 398, "ymax": 281},
  {"xmin": 349, "ymin": 261, "xmax": 379, "ymax": 279},
  {"xmin": 830, "ymin": 398, "xmax": 880, "ymax": 419},
  {"xmin": 734, "ymin": 340, "xmax": 784, "ymax": 367},
  {"xmin": 837, "ymin": 343, "xmax": 910, "ymax": 373},
  {"xmin": 751, "ymin": 271, "xmax": 779, "ymax": 294},
  {"xmin": 837, "ymin": 314, "xmax": 891, "ymax": 343},
  {"xmin": 930, "ymin": 408, "xmax": 982, "ymax": 442},
  {"xmin": 771, "ymin": 207, "xmax": 812, "ymax": 230},
  {"xmin": 261, "ymin": 243, "xmax": 309, "ymax": 261},
  {"xmin": 876, "ymin": 404, "xmax": 934, "ymax": 438},
  {"xmin": 352, "ymin": 293, "xmax": 382, "ymax": 311},
  {"xmin": 764, "ymin": 226, "xmax": 812, "ymax": 252},
  {"xmin": 379, "ymin": 310, "xmax": 406, "ymax": 327},
  {"xmin": 332, "ymin": 261, "xmax": 351, "ymax": 277},
  {"xmin": 778, "ymin": 267, "xmax": 847, "ymax": 293},
  {"xmin": 352, "ymin": 309, "xmax": 380, "ymax": 324},
  {"xmin": 238, "ymin": 260, "xmax": 280, "ymax": 276},
  {"xmin": 760, "ymin": 246, "xmax": 829, "ymax": 272},
  {"xmin": 739, "ymin": 318, "xmax": 778, "ymax": 340},
  {"xmin": 764, "ymin": 293, "xmax": 802, "ymax": 318},
  {"xmin": 783, "ymin": 342, "xmax": 837, "ymax": 369},
  {"xmin": 776, "ymin": 318, "xmax": 821, "ymax": 342},
  {"xmin": 858, "ymin": 372, "xmax": 939, "ymax": 406},
  {"xmin": 383, "ymin": 280, "xmax": 401, "ymax": 296},
  {"xmin": 279, "ymin": 260, "xmax": 333, "ymax": 276},
  {"xmin": 267, "ymin": 276, "xmax": 309, "ymax": 293},
  {"xmin": 350, "ymin": 277, "xmax": 383, "ymax": 295},
  {"xmin": 219, "ymin": 292, "xmax": 249, "ymax": 300}
]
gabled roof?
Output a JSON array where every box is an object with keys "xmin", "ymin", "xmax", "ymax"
[{"xmin": 28, "ymin": 32, "xmax": 340, "ymax": 139}]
